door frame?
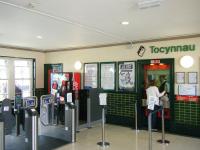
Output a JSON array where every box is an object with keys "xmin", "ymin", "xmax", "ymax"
[{"xmin": 136, "ymin": 58, "xmax": 175, "ymax": 130}]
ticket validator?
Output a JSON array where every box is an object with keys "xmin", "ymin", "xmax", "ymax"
[{"xmin": 23, "ymin": 96, "xmax": 38, "ymax": 150}]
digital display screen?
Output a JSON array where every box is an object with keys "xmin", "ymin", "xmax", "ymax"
[
  {"xmin": 43, "ymin": 97, "xmax": 51, "ymax": 104},
  {"xmin": 26, "ymin": 99, "xmax": 35, "ymax": 107}
]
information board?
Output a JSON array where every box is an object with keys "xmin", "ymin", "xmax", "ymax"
[
  {"xmin": 178, "ymin": 84, "xmax": 196, "ymax": 96},
  {"xmin": 100, "ymin": 63, "xmax": 115, "ymax": 90},
  {"xmin": 84, "ymin": 63, "xmax": 98, "ymax": 89}
]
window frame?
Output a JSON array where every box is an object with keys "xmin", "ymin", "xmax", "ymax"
[{"xmin": 0, "ymin": 56, "xmax": 36, "ymax": 102}]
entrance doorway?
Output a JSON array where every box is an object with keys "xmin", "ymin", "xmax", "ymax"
[{"xmin": 137, "ymin": 59, "xmax": 174, "ymax": 130}]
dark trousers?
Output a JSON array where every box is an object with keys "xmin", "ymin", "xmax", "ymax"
[{"xmin": 150, "ymin": 105, "xmax": 161, "ymax": 129}]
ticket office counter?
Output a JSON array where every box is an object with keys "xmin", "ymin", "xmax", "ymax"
[
  {"xmin": 137, "ymin": 58, "xmax": 175, "ymax": 131},
  {"xmin": 137, "ymin": 58, "xmax": 200, "ymax": 137}
]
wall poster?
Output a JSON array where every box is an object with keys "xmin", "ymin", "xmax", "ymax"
[
  {"xmin": 188, "ymin": 72, "xmax": 198, "ymax": 84},
  {"xmin": 176, "ymin": 72, "xmax": 185, "ymax": 84},
  {"xmin": 51, "ymin": 72, "xmax": 72, "ymax": 96},
  {"xmin": 178, "ymin": 84, "xmax": 196, "ymax": 96},
  {"xmin": 118, "ymin": 61, "xmax": 135, "ymax": 91},
  {"xmin": 100, "ymin": 62, "xmax": 116, "ymax": 90},
  {"xmin": 84, "ymin": 63, "xmax": 98, "ymax": 89}
]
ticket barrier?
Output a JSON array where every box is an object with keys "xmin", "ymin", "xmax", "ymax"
[
  {"xmin": 23, "ymin": 96, "xmax": 38, "ymax": 150},
  {"xmin": 1, "ymin": 99, "xmax": 20, "ymax": 150},
  {"xmin": 40, "ymin": 93, "xmax": 76, "ymax": 143},
  {"xmin": 0, "ymin": 121, "xmax": 4, "ymax": 150}
]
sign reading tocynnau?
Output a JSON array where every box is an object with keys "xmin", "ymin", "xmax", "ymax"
[{"xmin": 150, "ymin": 44, "xmax": 195, "ymax": 54}]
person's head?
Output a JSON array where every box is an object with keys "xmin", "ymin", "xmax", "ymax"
[
  {"xmin": 52, "ymin": 81, "xmax": 58, "ymax": 89},
  {"xmin": 159, "ymin": 75, "xmax": 167, "ymax": 82},
  {"xmin": 62, "ymin": 80, "xmax": 67, "ymax": 86},
  {"xmin": 149, "ymin": 79, "xmax": 156, "ymax": 86}
]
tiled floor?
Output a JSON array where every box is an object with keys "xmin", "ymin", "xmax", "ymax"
[
  {"xmin": 4, "ymin": 124, "xmax": 200, "ymax": 150},
  {"xmin": 56, "ymin": 124, "xmax": 200, "ymax": 150}
]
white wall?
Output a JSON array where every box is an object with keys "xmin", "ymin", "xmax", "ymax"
[
  {"xmin": 45, "ymin": 37, "xmax": 200, "ymax": 95},
  {"xmin": 0, "ymin": 48, "xmax": 45, "ymax": 88}
]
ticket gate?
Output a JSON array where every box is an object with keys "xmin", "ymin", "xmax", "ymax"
[
  {"xmin": 23, "ymin": 96, "xmax": 38, "ymax": 150},
  {"xmin": 0, "ymin": 121, "xmax": 4, "ymax": 150},
  {"xmin": 40, "ymin": 95, "xmax": 55, "ymax": 126},
  {"xmin": 40, "ymin": 94, "xmax": 76, "ymax": 143},
  {"xmin": 0, "ymin": 99, "xmax": 15, "ymax": 150}
]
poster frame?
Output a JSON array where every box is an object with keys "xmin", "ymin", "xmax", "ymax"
[
  {"xmin": 118, "ymin": 61, "xmax": 136, "ymax": 92},
  {"xmin": 83, "ymin": 62, "xmax": 99, "ymax": 89},
  {"xmin": 100, "ymin": 62, "xmax": 116, "ymax": 91},
  {"xmin": 188, "ymin": 72, "xmax": 198, "ymax": 84},
  {"xmin": 178, "ymin": 84, "xmax": 197, "ymax": 96},
  {"xmin": 175, "ymin": 72, "xmax": 185, "ymax": 84}
]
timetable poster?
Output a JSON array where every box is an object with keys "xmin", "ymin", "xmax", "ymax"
[
  {"xmin": 118, "ymin": 61, "xmax": 135, "ymax": 91},
  {"xmin": 100, "ymin": 63, "xmax": 115, "ymax": 90},
  {"xmin": 84, "ymin": 63, "xmax": 98, "ymax": 89}
]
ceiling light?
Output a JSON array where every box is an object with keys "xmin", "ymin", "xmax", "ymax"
[
  {"xmin": 180, "ymin": 56, "xmax": 194, "ymax": 68},
  {"xmin": 138, "ymin": 0, "xmax": 164, "ymax": 9},
  {"xmin": 121, "ymin": 21, "xmax": 129, "ymax": 25},
  {"xmin": 36, "ymin": 35, "xmax": 43, "ymax": 39},
  {"xmin": 74, "ymin": 61, "xmax": 82, "ymax": 70}
]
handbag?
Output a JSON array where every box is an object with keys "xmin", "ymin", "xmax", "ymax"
[{"xmin": 160, "ymin": 95, "xmax": 169, "ymax": 106}]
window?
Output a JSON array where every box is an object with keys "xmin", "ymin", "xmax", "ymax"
[
  {"xmin": 15, "ymin": 60, "xmax": 33, "ymax": 97},
  {"xmin": 0, "ymin": 57, "xmax": 34, "ymax": 101},
  {"xmin": 0, "ymin": 59, "xmax": 9, "ymax": 100}
]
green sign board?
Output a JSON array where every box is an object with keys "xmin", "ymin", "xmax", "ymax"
[{"xmin": 150, "ymin": 44, "xmax": 195, "ymax": 54}]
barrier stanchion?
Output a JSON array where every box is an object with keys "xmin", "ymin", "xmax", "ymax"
[
  {"xmin": 148, "ymin": 107, "xmax": 164, "ymax": 150},
  {"xmin": 157, "ymin": 108, "xmax": 170, "ymax": 144},
  {"xmin": 148, "ymin": 113, "xmax": 152, "ymax": 150},
  {"xmin": 135, "ymin": 102, "xmax": 138, "ymax": 132},
  {"xmin": 97, "ymin": 106, "xmax": 110, "ymax": 147},
  {"xmin": 87, "ymin": 97, "xmax": 92, "ymax": 128},
  {"xmin": 75, "ymin": 99, "xmax": 80, "ymax": 132}
]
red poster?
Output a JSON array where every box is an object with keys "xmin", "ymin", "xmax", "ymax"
[{"xmin": 73, "ymin": 72, "xmax": 81, "ymax": 90}]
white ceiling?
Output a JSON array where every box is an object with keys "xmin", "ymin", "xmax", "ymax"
[{"xmin": 0, "ymin": 0, "xmax": 200, "ymax": 51}]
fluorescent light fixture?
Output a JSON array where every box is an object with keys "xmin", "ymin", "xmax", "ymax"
[
  {"xmin": 36, "ymin": 35, "xmax": 43, "ymax": 39},
  {"xmin": 180, "ymin": 55, "xmax": 194, "ymax": 68},
  {"xmin": 121, "ymin": 21, "xmax": 129, "ymax": 25},
  {"xmin": 138, "ymin": 0, "xmax": 164, "ymax": 9}
]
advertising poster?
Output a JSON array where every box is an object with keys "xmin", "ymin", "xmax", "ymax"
[
  {"xmin": 51, "ymin": 72, "xmax": 72, "ymax": 96},
  {"xmin": 46, "ymin": 63, "xmax": 63, "ymax": 94},
  {"xmin": 118, "ymin": 61, "xmax": 135, "ymax": 91},
  {"xmin": 100, "ymin": 63, "xmax": 115, "ymax": 90},
  {"xmin": 84, "ymin": 63, "xmax": 98, "ymax": 89}
]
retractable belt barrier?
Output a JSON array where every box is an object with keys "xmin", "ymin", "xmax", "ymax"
[
  {"xmin": 148, "ymin": 107, "xmax": 170, "ymax": 150},
  {"xmin": 97, "ymin": 105, "xmax": 110, "ymax": 147}
]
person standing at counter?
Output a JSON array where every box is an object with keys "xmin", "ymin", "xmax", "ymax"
[{"xmin": 146, "ymin": 79, "xmax": 166, "ymax": 130}]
